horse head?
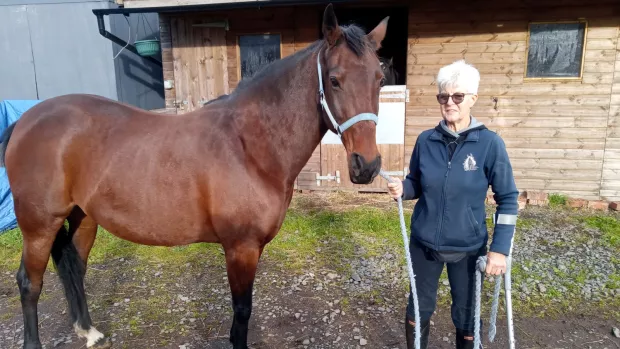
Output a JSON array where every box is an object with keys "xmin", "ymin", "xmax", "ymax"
[
  {"xmin": 380, "ymin": 57, "xmax": 398, "ymax": 86},
  {"xmin": 318, "ymin": 4, "xmax": 388, "ymax": 184}
]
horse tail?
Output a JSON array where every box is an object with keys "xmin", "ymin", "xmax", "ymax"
[{"xmin": 0, "ymin": 122, "xmax": 17, "ymax": 167}]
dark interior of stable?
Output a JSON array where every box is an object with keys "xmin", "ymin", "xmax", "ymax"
[{"xmin": 317, "ymin": 5, "xmax": 409, "ymax": 86}]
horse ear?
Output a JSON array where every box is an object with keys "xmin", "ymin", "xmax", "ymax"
[
  {"xmin": 367, "ymin": 16, "xmax": 389, "ymax": 50},
  {"xmin": 322, "ymin": 4, "xmax": 342, "ymax": 47}
]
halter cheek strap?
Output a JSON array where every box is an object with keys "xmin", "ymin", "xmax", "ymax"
[{"xmin": 317, "ymin": 49, "xmax": 379, "ymax": 137}]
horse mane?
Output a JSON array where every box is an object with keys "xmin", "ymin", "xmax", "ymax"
[{"xmin": 339, "ymin": 24, "xmax": 374, "ymax": 57}]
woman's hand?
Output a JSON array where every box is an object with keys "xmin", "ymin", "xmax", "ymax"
[
  {"xmin": 387, "ymin": 177, "xmax": 403, "ymax": 199},
  {"xmin": 485, "ymin": 251, "xmax": 506, "ymax": 276}
]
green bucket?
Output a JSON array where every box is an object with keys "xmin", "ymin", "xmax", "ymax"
[{"xmin": 134, "ymin": 39, "xmax": 160, "ymax": 57}]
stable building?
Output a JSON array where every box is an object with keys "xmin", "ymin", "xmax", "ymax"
[{"xmin": 95, "ymin": 0, "xmax": 620, "ymax": 201}]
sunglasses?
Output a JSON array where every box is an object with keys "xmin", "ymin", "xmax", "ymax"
[{"xmin": 436, "ymin": 93, "xmax": 474, "ymax": 105}]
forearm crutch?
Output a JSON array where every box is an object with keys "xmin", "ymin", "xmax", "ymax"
[{"xmin": 474, "ymin": 219, "xmax": 516, "ymax": 349}]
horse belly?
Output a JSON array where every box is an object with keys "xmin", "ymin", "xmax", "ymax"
[
  {"xmin": 79, "ymin": 176, "xmax": 217, "ymax": 247},
  {"xmin": 93, "ymin": 210, "xmax": 214, "ymax": 247}
]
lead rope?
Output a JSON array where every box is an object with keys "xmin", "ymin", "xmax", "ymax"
[{"xmin": 378, "ymin": 170, "xmax": 421, "ymax": 349}]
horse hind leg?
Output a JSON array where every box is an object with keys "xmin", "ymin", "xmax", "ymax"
[
  {"xmin": 52, "ymin": 207, "xmax": 111, "ymax": 349},
  {"xmin": 16, "ymin": 216, "xmax": 66, "ymax": 349},
  {"xmin": 225, "ymin": 243, "xmax": 263, "ymax": 349}
]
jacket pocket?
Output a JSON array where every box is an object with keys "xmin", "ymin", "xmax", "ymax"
[
  {"xmin": 412, "ymin": 206, "xmax": 424, "ymax": 226},
  {"xmin": 466, "ymin": 205, "xmax": 480, "ymax": 237},
  {"xmin": 411, "ymin": 206, "xmax": 434, "ymax": 245}
]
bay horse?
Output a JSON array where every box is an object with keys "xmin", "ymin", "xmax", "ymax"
[
  {"xmin": 380, "ymin": 56, "xmax": 399, "ymax": 85},
  {"xmin": 0, "ymin": 4, "xmax": 388, "ymax": 349}
]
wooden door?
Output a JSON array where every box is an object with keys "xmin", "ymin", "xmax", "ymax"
[
  {"xmin": 317, "ymin": 86, "xmax": 409, "ymax": 191},
  {"xmin": 170, "ymin": 17, "xmax": 229, "ymax": 114}
]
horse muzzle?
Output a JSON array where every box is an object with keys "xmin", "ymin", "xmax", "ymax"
[{"xmin": 349, "ymin": 153, "xmax": 381, "ymax": 184}]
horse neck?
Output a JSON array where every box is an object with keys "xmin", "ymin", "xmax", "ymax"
[{"xmin": 230, "ymin": 43, "xmax": 328, "ymax": 186}]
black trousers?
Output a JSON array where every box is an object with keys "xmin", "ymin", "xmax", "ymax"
[{"xmin": 406, "ymin": 238, "xmax": 486, "ymax": 333}]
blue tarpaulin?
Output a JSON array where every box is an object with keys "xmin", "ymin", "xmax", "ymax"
[{"xmin": 0, "ymin": 100, "xmax": 41, "ymax": 234}]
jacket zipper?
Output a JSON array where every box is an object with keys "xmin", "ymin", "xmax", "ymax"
[
  {"xmin": 435, "ymin": 160, "xmax": 451, "ymax": 249},
  {"xmin": 435, "ymin": 141, "xmax": 465, "ymax": 250}
]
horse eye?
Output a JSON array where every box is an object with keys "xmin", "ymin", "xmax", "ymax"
[{"xmin": 330, "ymin": 77, "xmax": 340, "ymax": 88}]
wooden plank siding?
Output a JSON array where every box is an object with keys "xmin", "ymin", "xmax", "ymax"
[
  {"xmin": 406, "ymin": 2, "xmax": 620, "ymax": 200},
  {"xmin": 159, "ymin": 14, "xmax": 177, "ymax": 112},
  {"xmin": 600, "ymin": 27, "xmax": 620, "ymax": 201},
  {"xmin": 169, "ymin": 16, "xmax": 230, "ymax": 113}
]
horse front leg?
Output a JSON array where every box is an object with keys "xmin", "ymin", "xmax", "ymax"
[{"xmin": 224, "ymin": 242, "xmax": 263, "ymax": 349}]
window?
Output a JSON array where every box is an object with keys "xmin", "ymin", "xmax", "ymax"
[
  {"xmin": 525, "ymin": 21, "xmax": 587, "ymax": 79},
  {"xmin": 237, "ymin": 34, "xmax": 281, "ymax": 80}
]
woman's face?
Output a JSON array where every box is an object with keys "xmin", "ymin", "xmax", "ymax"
[{"xmin": 438, "ymin": 84, "xmax": 478, "ymax": 125}]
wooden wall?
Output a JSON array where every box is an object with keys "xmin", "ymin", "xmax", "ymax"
[
  {"xmin": 406, "ymin": 0, "xmax": 620, "ymax": 201},
  {"xmin": 159, "ymin": 6, "xmax": 318, "ymax": 110},
  {"xmin": 603, "ymin": 33, "xmax": 620, "ymax": 200}
]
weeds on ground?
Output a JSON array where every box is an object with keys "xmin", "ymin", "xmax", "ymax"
[
  {"xmin": 270, "ymin": 206, "xmax": 408, "ymax": 272},
  {"xmin": 548, "ymin": 193, "xmax": 568, "ymax": 208},
  {"xmin": 0, "ymin": 228, "xmax": 22, "ymax": 270},
  {"xmin": 581, "ymin": 215, "xmax": 620, "ymax": 249}
]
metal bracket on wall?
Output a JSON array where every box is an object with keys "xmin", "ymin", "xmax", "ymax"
[
  {"xmin": 316, "ymin": 171, "xmax": 341, "ymax": 186},
  {"xmin": 174, "ymin": 100, "xmax": 188, "ymax": 109}
]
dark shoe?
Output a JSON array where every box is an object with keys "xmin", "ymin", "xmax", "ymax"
[
  {"xmin": 455, "ymin": 328, "xmax": 478, "ymax": 349},
  {"xmin": 405, "ymin": 315, "xmax": 430, "ymax": 349}
]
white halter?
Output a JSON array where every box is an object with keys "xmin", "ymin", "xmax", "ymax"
[{"xmin": 316, "ymin": 49, "xmax": 379, "ymax": 137}]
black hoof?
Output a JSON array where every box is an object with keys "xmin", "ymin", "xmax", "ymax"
[{"xmin": 89, "ymin": 337, "xmax": 112, "ymax": 349}]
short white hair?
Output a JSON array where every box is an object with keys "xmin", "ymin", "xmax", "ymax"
[{"xmin": 436, "ymin": 60, "xmax": 480, "ymax": 94}]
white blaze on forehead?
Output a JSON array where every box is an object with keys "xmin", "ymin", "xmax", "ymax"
[{"xmin": 74, "ymin": 323, "xmax": 105, "ymax": 347}]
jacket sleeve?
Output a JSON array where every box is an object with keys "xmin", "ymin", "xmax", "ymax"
[
  {"xmin": 485, "ymin": 135, "xmax": 519, "ymax": 256},
  {"xmin": 402, "ymin": 137, "xmax": 422, "ymax": 200}
]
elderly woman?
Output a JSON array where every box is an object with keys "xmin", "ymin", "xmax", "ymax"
[{"xmin": 387, "ymin": 60, "xmax": 519, "ymax": 349}]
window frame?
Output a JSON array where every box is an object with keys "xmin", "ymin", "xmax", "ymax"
[
  {"xmin": 523, "ymin": 20, "xmax": 588, "ymax": 82},
  {"xmin": 235, "ymin": 32, "xmax": 283, "ymax": 82}
]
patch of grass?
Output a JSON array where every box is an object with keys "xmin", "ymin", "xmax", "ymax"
[
  {"xmin": 516, "ymin": 217, "xmax": 536, "ymax": 230},
  {"xmin": 0, "ymin": 225, "xmax": 226, "ymax": 273},
  {"xmin": 606, "ymin": 271, "xmax": 620, "ymax": 290},
  {"xmin": 89, "ymin": 227, "xmax": 225, "ymax": 267},
  {"xmin": 269, "ymin": 206, "xmax": 407, "ymax": 272},
  {"xmin": 548, "ymin": 193, "xmax": 568, "ymax": 208},
  {"xmin": 0, "ymin": 228, "xmax": 23, "ymax": 270},
  {"xmin": 582, "ymin": 215, "xmax": 620, "ymax": 249}
]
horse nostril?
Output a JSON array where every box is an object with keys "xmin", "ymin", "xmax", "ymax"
[{"xmin": 352, "ymin": 153, "xmax": 364, "ymax": 171}]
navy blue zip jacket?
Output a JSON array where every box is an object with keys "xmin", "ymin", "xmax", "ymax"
[{"xmin": 402, "ymin": 116, "xmax": 519, "ymax": 256}]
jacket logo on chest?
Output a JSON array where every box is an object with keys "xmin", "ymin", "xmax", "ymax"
[{"xmin": 463, "ymin": 153, "xmax": 478, "ymax": 171}]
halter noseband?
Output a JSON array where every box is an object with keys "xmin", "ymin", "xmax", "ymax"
[{"xmin": 317, "ymin": 49, "xmax": 379, "ymax": 137}]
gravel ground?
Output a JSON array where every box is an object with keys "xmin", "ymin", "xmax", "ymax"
[{"xmin": 0, "ymin": 193, "xmax": 619, "ymax": 349}]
